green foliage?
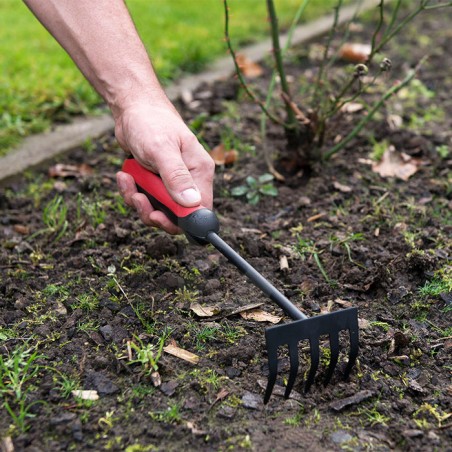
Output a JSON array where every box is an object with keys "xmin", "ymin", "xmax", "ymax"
[
  {"xmin": 31, "ymin": 195, "xmax": 69, "ymax": 242},
  {"xmin": 295, "ymin": 236, "xmax": 332, "ymax": 284},
  {"xmin": 128, "ymin": 332, "xmax": 170, "ymax": 375},
  {"xmin": 0, "ymin": 345, "xmax": 44, "ymax": 432},
  {"xmin": 149, "ymin": 401, "xmax": 182, "ymax": 424},
  {"xmin": 231, "ymin": 173, "xmax": 278, "ymax": 205}
]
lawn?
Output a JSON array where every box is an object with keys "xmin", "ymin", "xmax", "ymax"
[{"xmin": 0, "ymin": 0, "xmax": 342, "ymax": 154}]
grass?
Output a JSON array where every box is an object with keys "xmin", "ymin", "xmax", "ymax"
[{"xmin": 1, "ymin": 0, "xmax": 344, "ymax": 155}]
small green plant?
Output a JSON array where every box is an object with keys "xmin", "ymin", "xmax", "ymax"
[
  {"xmin": 57, "ymin": 373, "xmax": 80, "ymax": 399},
  {"xmin": 329, "ymin": 232, "xmax": 365, "ymax": 266},
  {"xmin": 0, "ymin": 344, "xmax": 45, "ymax": 432},
  {"xmin": 71, "ymin": 292, "xmax": 100, "ymax": 312},
  {"xmin": 284, "ymin": 403, "xmax": 305, "ymax": 426},
  {"xmin": 128, "ymin": 332, "xmax": 170, "ymax": 375},
  {"xmin": 31, "ymin": 195, "xmax": 68, "ymax": 242},
  {"xmin": 149, "ymin": 401, "xmax": 182, "ymax": 424},
  {"xmin": 173, "ymin": 287, "xmax": 199, "ymax": 304},
  {"xmin": 435, "ymin": 144, "xmax": 450, "ymax": 159},
  {"xmin": 76, "ymin": 192, "xmax": 107, "ymax": 227},
  {"xmin": 231, "ymin": 173, "xmax": 278, "ymax": 205},
  {"xmin": 295, "ymin": 236, "xmax": 332, "ymax": 284}
]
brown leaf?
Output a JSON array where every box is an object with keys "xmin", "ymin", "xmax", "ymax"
[
  {"xmin": 190, "ymin": 302, "xmax": 220, "ymax": 317},
  {"xmin": 372, "ymin": 146, "xmax": 421, "ymax": 181},
  {"xmin": 13, "ymin": 225, "xmax": 30, "ymax": 235},
  {"xmin": 239, "ymin": 309, "xmax": 282, "ymax": 324},
  {"xmin": 208, "ymin": 143, "xmax": 238, "ymax": 166},
  {"xmin": 236, "ymin": 53, "xmax": 264, "ymax": 78},
  {"xmin": 330, "ymin": 390, "xmax": 375, "ymax": 412},
  {"xmin": 48, "ymin": 163, "xmax": 93, "ymax": 178},
  {"xmin": 307, "ymin": 212, "xmax": 326, "ymax": 222},
  {"xmin": 340, "ymin": 102, "xmax": 364, "ymax": 114},
  {"xmin": 339, "ymin": 43, "xmax": 371, "ymax": 63},
  {"xmin": 333, "ymin": 181, "xmax": 352, "ymax": 193},
  {"xmin": 164, "ymin": 342, "xmax": 200, "ymax": 364}
]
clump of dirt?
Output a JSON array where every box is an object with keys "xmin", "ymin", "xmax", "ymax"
[{"xmin": 1, "ymin": 6, "xmax": 451, "ymax": 452}]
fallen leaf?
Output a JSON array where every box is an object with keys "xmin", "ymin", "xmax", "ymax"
[
  {"xmin": 186, "ymin": 421, "xmax": 207, "ymax": 436},
  {"xmin": 330, "ymin": 390, "xmax": 375, "ymax": 412},
  {"xmin": 164, "ymin": 343, "xmax": 200, "ymax": 364},
  {"xmin": 372, "ymin": 146, "xmax": 421, "ymax": 181},
  {"xmin": 48, "ymin": 163, "xmax": 93, "ymax": 178},
  {"xmin": 340, "ymin": 102, "xmax": 364, "ymax": 113},
  {"xmin": 236, "ymin": 53, "xmax": 264, "ymax": 78},
  {"xmin": 227, "ymin": 302, "xmax": 264, "ymax": 317},
  {"xmin": 240, "ymin": 309, "xmax": 282, "ymax": 324},
  {"xmin": 190, "ymin": 302, "xmax": 220, "ymax": 317},
  {"xmin": 339, "ymin": 43, "xmax": 371, "ymax": 63},
  {"xmin": 72, "ymin": 390, "xmax": 99, "ymax": 401},
  {"xmin": 334, "ymin": 298, "xmax": 353, "ymax": 308},
  {"xmin": 209, "ymin": 143, "xmax": 238, "ymax": 166},
  {"xmin": 307, "ymin": 212, "xmax": 326, "ymax": 222}
]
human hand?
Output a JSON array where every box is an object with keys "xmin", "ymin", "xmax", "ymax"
[{"xmin": 114, "ymin": 102, "xmax": 215, "ymax": 234}]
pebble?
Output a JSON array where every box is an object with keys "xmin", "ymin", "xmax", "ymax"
[
  {"xmin": 99, "ymin": 324, "xmax": 113, "ymax": 342},
  {"xmin": 330, "ymin": 430, "xmax": 353, "ymax": 445},
  {"xmin": 50, "ymin": 412, "xmax": 77, "ymax": 426},
  {"xmin": 402, "ymin": 429, "xmax": 424, "ymax": 438},
  {"xmin": 84, "ymin": 370, "xmax": 119, "ymax": 396},
  {"xmin": 241, "ymin": 391, "xmax": 262, "ymax": 410},
  {"xmin": 217, "ymin": 406, "xmax": 236, "ymax": 420}
]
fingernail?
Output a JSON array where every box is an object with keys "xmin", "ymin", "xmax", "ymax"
[{"xmin": 180, "ymin": 188, "xmax": 201, "ymax": 204}]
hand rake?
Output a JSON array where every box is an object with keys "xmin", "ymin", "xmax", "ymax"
[{"xmin": 123, "ymin": 158, "xmax": 359, "ymax": 403}]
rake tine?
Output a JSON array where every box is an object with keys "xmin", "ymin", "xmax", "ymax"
[
  {"xmin": 344, "ymin": 324, "xmax": 359, "ymax": 379},
  {"xmin": 324, "ymin": 332, "xmax": 340, "ymax": 386},
  {"xmin": 264, "ymin": 344, "xmax": 279, "ymax": 404},
  {"xmin": 304, "ymin": 336, "xmax": 320, "ymax": 393},
  {"xmin": 284, "ymin": 342, "xmax": 299, "ymax": 399}
]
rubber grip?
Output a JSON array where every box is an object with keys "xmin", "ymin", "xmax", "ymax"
[
  {"xmin": 122, "ymin": 158, "xmax": 202, "ymax": 221},
  {"xmin": 122, "ymin": 158, "xmax": 220, "ymax": 244}
]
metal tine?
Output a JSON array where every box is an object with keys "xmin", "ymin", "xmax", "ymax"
[
  {"xmin": 264, "ymin": 344, "xmax": 279, "ymax": 404},
  {"xmin": 344, "ymin": 325, "xmax": 359, "ymax": 379},
  {"xmin": 324, "ymin": 332, "xmax": 340, "ymax": 386},
  {"xmin": 304, "ymin": 336, "xmax": 320, "ymax": 392},
  {"xmin": 284, "ymin": 342, "xmax": 300, "ymax": 399}
]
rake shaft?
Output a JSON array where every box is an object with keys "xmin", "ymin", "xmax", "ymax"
[{"xmin": 207, "ymin": 232, "xmax": 307, "ymax": 321}]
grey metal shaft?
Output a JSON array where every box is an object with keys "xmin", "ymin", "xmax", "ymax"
[{"xmin": 207, "ymin": 232, "xmax": 307, "ymax": 321}]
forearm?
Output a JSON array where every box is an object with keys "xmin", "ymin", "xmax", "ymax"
[{"xmin": 23, "ymin": 0, "xmax": 171, "ymax": 118}]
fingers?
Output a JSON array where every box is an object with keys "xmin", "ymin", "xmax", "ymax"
[{"xmin": 116, "ymin": 171, "xmax": 181, "ymax": 235}]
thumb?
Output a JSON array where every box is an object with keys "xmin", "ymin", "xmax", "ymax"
[{"xmin": 157, "ymin": 159, "xmax": 201, "ymax": 207}]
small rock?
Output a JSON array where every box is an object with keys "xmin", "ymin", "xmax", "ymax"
[
  {"xmin": 203, "ymin": 279, "xmax": 221, "ymax": 295},
  {"xmin": 99, "ymin": 325, "xmax": 113, "ymax": 342},
  {"xmin": 402, "ymin": 429, "xmax": 424, "ymax": 438},
  {"xmin": 427, "ymin": 431, "xmax": 440, "ymax": 445},
  {"xmin": 156, "ymin": 272, "xmax": 185, "ymax": 290},
  {"xmin": 241, "ymin": 391, "xmax": 261, "ymax": 410},
  {"xmin": 160, "ymin": 380, "xmax": 179, "ymax": 397},
  {"xmin": 52, "ymin": 302, "xmax": 67, "ymax": 316},
  {"xmin": 387, "ymin": 286, "xmax": 409, "ymax": 304},
  {"xmin": 84, "ymin": 371, "xmax": 119, "ymax": 396},
  {"xmin": 225, "ymin": 367, "xmax": 241, "ymax": 379},
  {"xmin": 330, "ymin": 430, "xmax": 353, "ymax": 445},
  {"xmin": 50, "ymin": 412, "xmax": 77, "ymax": 426},
  {"xmin": 217, "ymin": 405, "xmax": 236, "ymax": 420},
  {"xmin": 407, "ymin": 379, "xmax": 427, "ymax": 395}
]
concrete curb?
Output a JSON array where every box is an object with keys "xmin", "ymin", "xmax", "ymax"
[{"xmin": 0, "ymin": 0, "xmax": 379, "ymax": 184}]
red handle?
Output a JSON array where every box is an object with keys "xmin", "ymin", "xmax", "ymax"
[{"xmin": 122, "ymin": 158, "xmax": 202, "ymax": 219}]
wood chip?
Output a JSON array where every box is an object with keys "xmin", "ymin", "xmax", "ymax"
[
  {"xmin": 1, "ymin": 436, "xmax": 14, "ymax": 452},
  {"xmin": 279, "ymin": 255, "xmax": 289, "ymax": 271},
  {"xmin": 307, "ymin": 212, "xmax": 326, "ymax": 222},
  {"xmin": 334, "ymin": 298, "xmax": 353, "ymax": 308},
  {"xmin": 239, "ymin": 309, "xmax": 282, "ymax": 324},
  {"xmin": 72, "ymin": 390, "xmax": 99, "ymax": 401},
  {"xmin": 330, "ymin": 390, "xmax": 374, "ymax": 412},
  {"xmin": 164, "ymin": 343, "xmax": 200, "ymax": 364},
  {"xmin": 333, "ymin": 181, "xmax": 352, "ymax": 193}
]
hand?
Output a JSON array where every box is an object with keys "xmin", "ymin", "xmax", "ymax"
[{"xmin": 115, "ymin": 102, "xmax": 215, "ymax": 234}]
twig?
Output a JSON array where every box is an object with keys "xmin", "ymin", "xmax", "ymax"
[
  {"xmin": 323, "ymin": 57, "xmax": 427, "ymax": 160},
  {"xmin": 223, "ymin": 0, "xmax": 286, "ymax": 126}
]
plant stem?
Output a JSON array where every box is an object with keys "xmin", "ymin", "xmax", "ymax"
[
  {"xmin": 370, "ymin": 1, "xmax": 385, "ymax": 55},
  {"xmin": 323, "ymin": 58, "xmax": 425, "ymax": 160},
  {"xmin": 266, "ymin": 0, "xmax": 297, "ymax": 128},
  {"xmin": 223, "ymin": 0, "xmax": 286, "ymax": 127}
]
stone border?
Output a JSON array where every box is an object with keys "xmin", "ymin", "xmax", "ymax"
[{"xmin": 0, "ymin": 0, "xmax": 379, "ymax": 184}]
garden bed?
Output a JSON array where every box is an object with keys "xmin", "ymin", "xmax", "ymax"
[{"xmin": 1, "ymin": 5, "xmax": 451, "ymax": 451}]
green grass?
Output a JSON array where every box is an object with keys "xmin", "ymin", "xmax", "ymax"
[{"xmin": 1, "ymin": 0, "xmax": 343, "ymax": 155}]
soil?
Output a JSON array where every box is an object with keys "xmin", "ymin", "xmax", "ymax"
[{"xmin": 1, "ymin": 6, "xmax": 451, "ymax": 452}]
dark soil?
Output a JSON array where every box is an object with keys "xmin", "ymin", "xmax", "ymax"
[{"xmin": 1, "ymin": 6, "xmax": 451, "ymax": 452}]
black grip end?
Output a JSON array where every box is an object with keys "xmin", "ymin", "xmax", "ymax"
[{"xmin": 179, "ymin": 208, "xmax": 220, "ymax": 245}]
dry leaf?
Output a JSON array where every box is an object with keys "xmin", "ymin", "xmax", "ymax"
[
  {"xmin": 340, "ymin": 102, "xmax": 364, "ymax": 114},
  {"xmin": 186, "ymin": 421, "xmax": 207, "ymax": 436},
  {"xmin": 72, "ymin": 390, "xmax": 99, "ymax": 400},
  {"xmin": 236, "ymin": 53, "xmax": 264, "ymax": 78},
  {"xmin": 151, "ymin": 371, "xmax": 161, "ymax": 387},
  {"xmin": 339, "ymin": 43, "xmax": 371, "ymax": 63},
  {"xmin": 13, "ymin": 225, "xmax": 30, "ymax": 235},
  {"xmin": 307, "ymin": 212, "xmax": 326, "ymax": 222},
  {"xmin": 190, "ymin": 302, "xmax": 220, "ymax": 317},
  {"xmin": 227, "ymin": 302, "xmax": 264, "ymax": 317},
  {"xmin": 334, "ymin": 298, "xmax": 353, "ymax": 308},
  {"xmin": 372, "ymin": 146, "xmax": 421, "ymax": 181},
  {"xmin": 164, "ymin": 342, "xmax": 200, "ymax": 364},
  {"xmin": 49, "ymin": 163, "xmax": 93, "ymax": 178},
  {"xmin": 240, "ymin": 309, "xmax": 282, "ymax": 324},
  {"xmin": 209, "ymin": 143, "xmax": 238, "ymax": 166}
]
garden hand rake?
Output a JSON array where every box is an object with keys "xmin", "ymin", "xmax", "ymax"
[{"xmin": 123, "ymin": 158, "xmax": 359, "ymax": 403}]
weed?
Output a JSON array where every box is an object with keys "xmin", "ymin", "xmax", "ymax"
[
  {"xmin": 329, "ymin": 232, "xmax": 364, "ymax": 266},
  {"xmin": 284, "ymin": 403, "xmax": 305, "ymax": 426},
  {"xmin": 295, "ymin": 236, "xmax": 332, "ymax": 284},
  {"xmin": 369, "ymin": 321, "xmax": 391, "ymax": 332},
  {"xmin": 173, "ymin": 287, "xmax": 199, "ymax": 304},
  {"xmin": 128, "ymin": 331, "xmax": 170, "ymax": 375},
  {"xmin": 436, "ymin": 144, "xmax": 450, "ymax": 159},
  {"xmin": 31, "ymin": 195, "xmax": 68, "ymax": 242},
  {"xmin": 413, "ymin": 403, "xmax": 452, "ymax": 428},
  {"xmin": 231, "ymin": 174, "xmax": 278, "ymax": 205},
  {"xmin": 0, "ymin": 344, "xmax": 45, "ymax": 432},
  {"xmin": 149, "ymin": 401, "xmax": 182, "ymax": 424},
  {"xmin": 71, "ymin": 292, "xmax": 100, "ymax": 312},
  {"xmin": 370, "ymin": 138, "xmax": 390, "ymax": 161},
  {"xmin": 58, "ymin": 373, "xmax": 80, "ymax": 399},
  {"xmin": 76, "ymin": 319, "xmax": 100, "ymax": 333},
  {"xmin": 76, "ymin": 192, "xmax": 107, "ymax": 227}
]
